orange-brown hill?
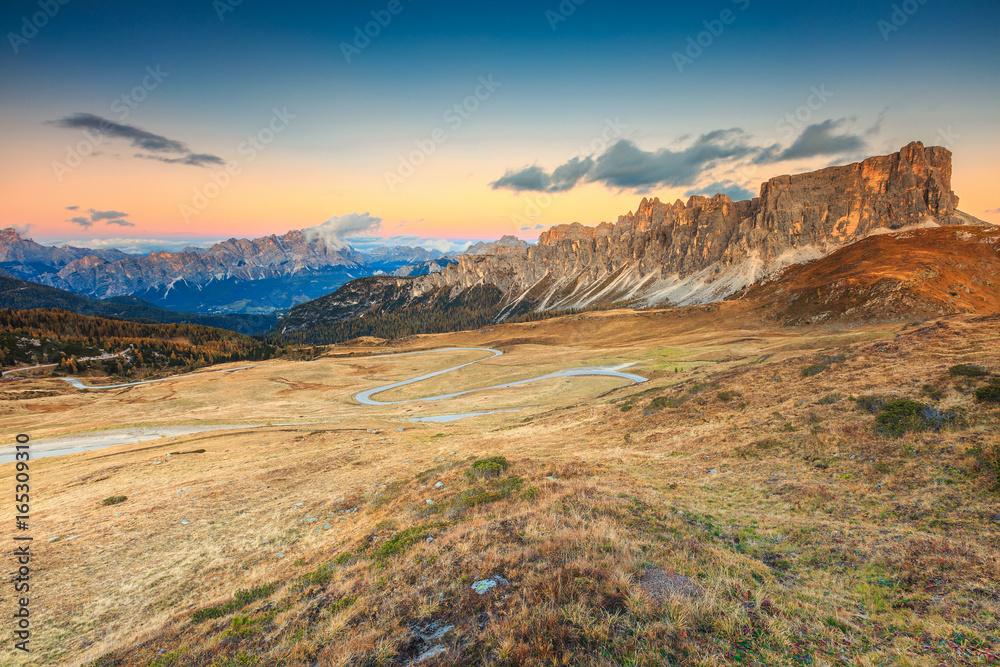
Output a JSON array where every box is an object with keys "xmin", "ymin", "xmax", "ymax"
[{"xmin": 741, "ymin": 224, "xmax": 1000, "ymax": 325}]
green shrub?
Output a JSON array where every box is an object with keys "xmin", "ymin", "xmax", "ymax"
[
  {"xmin": 376, "ymin": 523, "xmax": 445, "ymax": 558},
  {"xmin": 454, "ymin": 476, "xmax": 524, "ymax": 509},
  {"xmin": 875, "ymin": 400, "xmax": 961, "ymax": 438},
  {"xmin": 300, "ymin": 564, "xmax": 335, "ymax": 587},
  {"xmin": 976, "ymin": 384, "xmax": 1000, "ymax": 403},
  {"xmin": 950, "ymin": 364, "xmax": 990, "ymax": 377},
  {"xmin": 467, "ymin": 456, "xmax": 510, "ymax": 479},
  {"xmin": 856, "ymin": 395, "xmax": 890, "ymax": 414},
  {"xmin": 191, "ymin": 583, "xmax": 277, "ymax": 623},
  {"xmin": 717, "ymin": 390, "xmax": 740, "ymax": 403},
  {"xmin": 817, "ymin": 394, "xmax": 842, "ymax": 405},
  {"xmin": 648, "ymin": 395, "xmax": 685, "ymax": 410},
  {"xmin": 101, "ymin": 495, "xmax": 127, "ymax": 506}
]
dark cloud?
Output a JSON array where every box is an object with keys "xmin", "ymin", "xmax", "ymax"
[
  {"xmin": 88, "ymin": 209, "xmax": 128, "ymax": 221},
  {"xmin": 492, "ymin": 121, "xmax": 875, "ymax": 195},
  {"xmin": 588, "ymin": 131, "xmax": 756, "ymax": 189},
  {"xmin": 47, "ymin": 113, "xmax": 223, "ymax": 168},
  {"xmin": 492, "ymin": 129, "xmax": 756, "ymax": 193},
  {"xmin": 105, "ymin": 219, "xmax": 135, "ymax": 227},
  {"xmin": 684, "ymin": 180, "xmax": 756, "ymax": 202},
  {"xmin": 136, "ymin": 152, "xmax": 226, "ymax": 167},
  {"xmin": 491, "ymin": 166, "xmax": 551, "ymax": 192},
  {"xmin": 772, "ymin": 119, "xmax": 866, "ymax": 162},
  {"xmin": 68, "ymin": 217, "xmax": 93, "ymax": 229},
  {"xmin": 65, "ymin": 205, "xmax": 79, "ymax": 211}
]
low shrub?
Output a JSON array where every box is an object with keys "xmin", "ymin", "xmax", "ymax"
[
  {"xmin": 467, "ymin": 456, "xmax": 510, "ymax": 479},
  {"xmin": 950, "ymin": 364, "xmax": 990, "ymax": 377},
  {"xmin": 101, "ymin": 495, "xmax": 127, "ymax": 506},
  {"xmin": 875, "ymin": 400, "xmax": 961, "ymax": 438},
  {"xmin": 191, "ymin": 583, "xmax": 277, "ymax": 623},
  {"xmin": 856, "ymin": 395, "xmax": 890, "ymax": 414},
  {"xmin": 976, "ymin": 384, "xmax": 1000, "ymax": 403}
]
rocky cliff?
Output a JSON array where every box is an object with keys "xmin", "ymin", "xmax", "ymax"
[
  {"xmin": 417, "ymin": 142, "xmax": 985, "ymax": 312},
  {"xmin": 276, "ymin": 142, "xmax": 991, "ymax": 335}
]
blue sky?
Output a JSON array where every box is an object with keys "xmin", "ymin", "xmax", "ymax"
[{"xmin": 1, "ymin": 0, "xmax": 998, "ymax": 251}]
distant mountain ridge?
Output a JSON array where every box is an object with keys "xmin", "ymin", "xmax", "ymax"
[
  {"xmin": 0, "ymin": 228, "xmax": 458, "ymax": 314},
  {"xmin": 275, "ymin": 142, "xmax": 994, "ymax": 338}
]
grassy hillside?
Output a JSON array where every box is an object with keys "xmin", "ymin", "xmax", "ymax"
[
  {"xmin": 2, "ymin": 307, "xmax": 998, "ymax": 665},
  {"xmin": 0, "ymin": 275, "xmax": 278, "ymax": 335}
]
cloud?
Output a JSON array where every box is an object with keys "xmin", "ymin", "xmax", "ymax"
[
  {"xmin": 303, "ymin": 213, "xmax": 383, "ymax": 250},
  {"xmin": 68, "ymin": 217, "xmax": 93, "ymax": 229},
  {"xmin": 105, "ymin": 219, "xmax": 135, "ymax": 227},
  {"xmin": 136, "ymin": 152, "xmax": 225, "ymax": 167},
  {"xmin": 88, "ymin": 209, "xmax": 128, "ymax": 222},
  {"xmin": 493, "ymin": 129, "xmax": 758, "ymax": 193},
  {"xmin": 771, "ymin": 119, "xmax": 866, "ymax": 162},
  {"xmin": 684, "ymin": 180, "xmax": 756, "ymax": 202},
  {"xmin": 11, "ymin": 224, "xmax": 32, "ymax": 236},
  {"xmin": 986, "ymin": 208, "xmax": 1000, "ymax": 215},
  {"xmin": 492, "ymin": 121, "xmax": 876, "ymax": 195},
  {"xmin": 65, "ymin": 205, "xmax": 79, "ymax": 211},
  {"xmin": 47, "ymin": 113, "xmax": 223, "ymax": 168}
]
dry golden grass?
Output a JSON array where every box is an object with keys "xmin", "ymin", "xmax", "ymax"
[{"xmin": 1, "ymin": 306, "xmax": 999, "ymax": 666}]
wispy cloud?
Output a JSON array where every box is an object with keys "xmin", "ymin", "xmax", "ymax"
[
  {"xmin": 987, "ymin": 208, "xmax": 1000, "ymax": 215},
  {"xmin": 65, "ymin": 207, "xmax": 137, "ymax": 229},
  {"xmin": 492, "ymin": 121, "xmax": 871, "ymax": 195},
  {"xmin": 47, "ymin": 113, "xmax": 224, "ymax": 168}
]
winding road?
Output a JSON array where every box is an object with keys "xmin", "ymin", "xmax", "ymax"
[
  {"xmin": 353, "ymin": 347, "xmax": 647, "ymax": 405},
  {"xmin": 3, "ymin": 347, "xmax": 647, "ymax": 462}
]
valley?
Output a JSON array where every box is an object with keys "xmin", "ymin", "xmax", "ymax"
[{"xmin": 2, "ymin": 305, "xmax": 998, "ymax": 665}]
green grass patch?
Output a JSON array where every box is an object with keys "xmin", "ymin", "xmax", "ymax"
[
  {"xmin": 855, "ymin": 395, "xmax": 891, "ymax": 414},
  {"xmin": 101, "ymin": 495, "xmax": 127, "ymax": 506},
  {"xmin": 454, "ymin": 476, "xmax": 524, "ymax": 510},
  {"xmin": 976, "ymin": 384, "xmax": 1000, "ymax": 403},
  {"xmin": 376, "ymin": 523, "xmax": 446, "ymax": 559},
  {"xmin": 874, "ymin": 400, "xmax": 962, "ymax": 438},
  {"xmin": 191, "ymin": 582, "xmax": 278, "ymax": 623},
  {"xmin": 950, "ymin": 364, "xmax": 990, "ymax": 377},
  {"xmin": 467, "ymin": 456, "xmax": 510, "ymax": 479}
]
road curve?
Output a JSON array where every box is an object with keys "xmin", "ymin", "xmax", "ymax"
[{"xmin": 353, "ymin": 347, "xmax": 647, "ymax": 406}]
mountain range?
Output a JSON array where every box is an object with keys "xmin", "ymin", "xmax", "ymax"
[
  {"xmin": 0, "ymin": 227, "xmax": 461, "ymax": 314},
  {"xmin": 276, "ymin": 142, "xmax": 995, "ymax": 338}
]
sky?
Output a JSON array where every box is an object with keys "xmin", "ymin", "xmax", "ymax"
[{"xmin": 1, "ymin": 0, "xmax": 998, "ymax": 254}]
